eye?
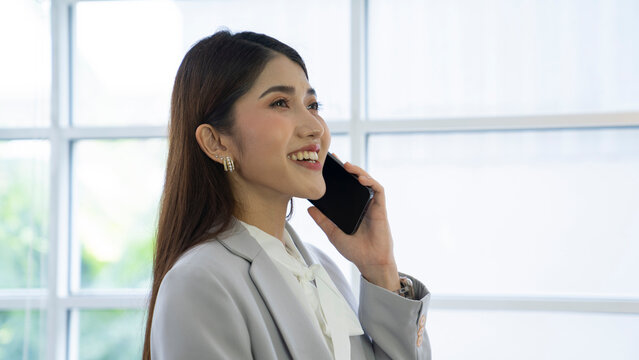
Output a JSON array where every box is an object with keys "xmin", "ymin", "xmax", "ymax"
[
  {"xmin": 270, "ymin": 98, "xmax": 289, "ymax": 108},
  {"xmin": 307, "ymin": 102, "xmax": 322, "ymax": 111}
]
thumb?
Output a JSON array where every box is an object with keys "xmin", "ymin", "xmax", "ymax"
[{"xmin": 307, "ymin": 206, "xmax": 342, "ymax": 240}]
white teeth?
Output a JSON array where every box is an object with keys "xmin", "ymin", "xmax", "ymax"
[{"xmin": 288, "ymin": 151, "xmax": 319, "ymax": 161}]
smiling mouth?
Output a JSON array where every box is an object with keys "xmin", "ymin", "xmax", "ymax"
[{"xmin": 287, "ymin": 150, "xmax": 319, "ymax": 163}]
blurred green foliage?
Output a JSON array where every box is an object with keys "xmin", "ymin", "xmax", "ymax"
[
  {"xmin": 74, "ymin": 139, "xmax": 164, "ymax": 289},
  {"xmin": 0, "ymin": 152, "xmax": 48, "ymax": 289},
  {"xmin": 0, "ymin": 311, "xmax": 45, "ymax": 360},
  {"xmin": 79, "ymin": 310, "xmax": 146, "ymax": 360},
  {"xmin": 81, "ymin": 234, "xmax": 154, "ymax": 289},
  {"xmin": 1, "ymin": 139, "xmax": 162, "ymax": 358},
  {"xmin": 0, "ymin": 142, "xmax": 48, "ymax": 359}
]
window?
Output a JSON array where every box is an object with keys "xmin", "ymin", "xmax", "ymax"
[
  {"xmin": 0, "ymin": 0, "xmax": 50, "ymax": 357},
  {"xmin": 366, "ymin": 0, "xmax": 639, "ymax": 358},
  {"xmin": 368, "ymin": 0, "xmax": 639, "ymax": 119},
  {"xmin": 2, "ymin": 1, "xmax": 638, "ymax": 359}
]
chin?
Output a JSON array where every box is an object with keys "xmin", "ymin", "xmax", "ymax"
[{"xmin": 304, "ymin": 182, "xmax": 326, "ymax": 200}]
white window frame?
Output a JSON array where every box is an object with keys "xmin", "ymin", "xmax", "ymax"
[{"xmin": 0, "ymin": 0, "xmax": 638, "ymax": 359}]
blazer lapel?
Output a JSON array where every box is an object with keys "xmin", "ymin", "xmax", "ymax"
[{"xmin": 218, "ymin": 220, "xmax": 332, "ymax": 360}]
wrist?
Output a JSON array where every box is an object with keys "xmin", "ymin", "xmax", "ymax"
[{"xmin": 359, "ymin": 264, "xmax": 400, "ymax": 292}]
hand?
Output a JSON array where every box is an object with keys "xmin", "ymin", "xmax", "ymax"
[{"xmin": 307, "ymin": 159, "xmax": 400, "ymax": 292}]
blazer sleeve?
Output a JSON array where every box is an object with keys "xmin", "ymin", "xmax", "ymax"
[
  {"xmin": 308, "ymin": 244, "xmax": 431, "ymax": 359},
  {"xmin": 150, "ymin": 264, "xmax": 252, "ymax": 360},
  {"xmin": 359, "ymin": 273, "xmax": 432, "ymax": 360}
]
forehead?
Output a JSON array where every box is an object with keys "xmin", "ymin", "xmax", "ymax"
[{"xmin": 249, "ymin": 55, "xmax": 311, "ymax": 95}]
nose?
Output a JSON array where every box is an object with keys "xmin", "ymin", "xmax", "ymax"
[{"xmin": 297, "ymin": 108, "xmax": 324, "ymax": 139}]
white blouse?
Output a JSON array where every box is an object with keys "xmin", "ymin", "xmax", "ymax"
[{"xmin": 238, "ymin": 220, "xmax": 363, "ymax": 360}]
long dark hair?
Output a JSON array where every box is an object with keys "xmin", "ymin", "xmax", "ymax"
[{"xmin": 142, "ymin": 30, "xmax": 307, "ymax": 360}]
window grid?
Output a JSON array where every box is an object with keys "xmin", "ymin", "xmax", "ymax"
[{"xmin": 0, "ymin": 0, "xmax": 638, "ymax": 359}]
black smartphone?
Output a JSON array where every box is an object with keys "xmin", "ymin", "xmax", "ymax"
[{"xmin": 309, "ymin": 153, "xmax": 374, "ymax": 235}]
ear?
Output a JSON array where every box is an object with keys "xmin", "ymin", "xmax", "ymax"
[{"xmin": 195, "ymin": 123, "xmax": 231, "ymax": 165}]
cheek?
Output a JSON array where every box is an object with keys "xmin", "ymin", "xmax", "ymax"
[
  {"xmin": 237, "ymin": 114, "xmax": 289, "ymax": 159},
  {"xmin": 324, "ymin": 124, "xmax": 331, "ymax": 144},
  {"xmin": 320, "ymin": 120, "xmax": 331, "ymax": 147}
]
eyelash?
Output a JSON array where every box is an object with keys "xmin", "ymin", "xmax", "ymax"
[{"xmin": 270, "ymin": 98, "xmax": 322, "ymax": 111}]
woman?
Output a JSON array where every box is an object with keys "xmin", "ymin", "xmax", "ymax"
[{"xmin": 143, "ymin": 30, "xmax": 431, "ymax": 360}]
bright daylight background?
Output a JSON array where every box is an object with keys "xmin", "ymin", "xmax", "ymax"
[{"xmin": 1, "ymin": 0, "xmax": 639, "ymax": 359}]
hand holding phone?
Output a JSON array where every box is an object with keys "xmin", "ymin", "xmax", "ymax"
[
  {"xmin": 308, "ymin": 153, "xmax": 374, "ymax": 235},
  {"xmin": 308, "ymin": 156, "xmax": 401, "ymax": 292}
]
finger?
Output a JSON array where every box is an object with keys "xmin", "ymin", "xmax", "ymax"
[
  {"xmin": 357, "ymin": 174, "xmax": 384, "ymax": 196},
  {"xmin": 307, "ymin": 206, "xmax": 343, "ymax": 239},
  {"xmin": 344, "ymin": 162, "xmax": 384, "ymax": 194},
  {"xmin": 344, "ymin": 162, "xmax": 371, "ymax": 178},
  {"xmin": 331, "ymin": 152, "xmax": 342, "ymax": 161}
]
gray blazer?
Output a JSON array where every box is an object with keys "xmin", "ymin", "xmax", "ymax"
[{"xmin": 150, "ymin": 219, "xmax": 431, "ymax": 359}]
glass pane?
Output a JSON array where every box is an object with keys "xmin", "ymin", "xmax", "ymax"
[
  {"xmin": 289, "ymin": 135, "xmax": 351, "ymax": 282},
  {"xmin": 428, "ymin": 310, "xmax": 639, "ymax": 360},
  {"xmin": 0, "ymin": 310, "xmax": 46, "ymax": 360},
  {"xmin": 74, "ymin": 0, "xmax": 349, "ymax": 126},
  {"xmin": 368, "ymin": 0, "xmax": 639, "ymax": 119},
  {"xmin": 368, "ymin": 128, "xmax": 639, "ymax": 297},
  {"xmin": 0, "ymin": 141, "xmax": 49, "ymax": 288},
  {"xmin": 77, "ymin": 309, "xmax": 145, "ymax": 360},
  {"xmin": 0, "ymin": 0, "xmax": 50, "ymax": 127},
  {"xmin": 72, "ymin": 139, "xmax": 166, "ymax": 289}
]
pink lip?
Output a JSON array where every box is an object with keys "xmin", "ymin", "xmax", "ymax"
[
  {"xmin": 288, "ymin": 144, "xmax": 320, "ymax": 155},
  {"xmin": 292, "ymin": 159, "xmax": 322, "ymax": 171},
  {"xmin": 287, "ymin": 144, "xmax": 322, "ymax": 171}
]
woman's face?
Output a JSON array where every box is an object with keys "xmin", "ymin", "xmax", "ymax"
[{"xmin": 227, "ymin": 55, "xmax": 331, "ymax": 203}]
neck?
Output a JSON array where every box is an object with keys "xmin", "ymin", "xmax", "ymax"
[{"xmin": 230, "ymin": 177, "xmax": 290, "ymax": 244}]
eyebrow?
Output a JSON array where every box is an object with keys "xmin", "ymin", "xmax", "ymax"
[{"xmin": 258, "ymin": 85, "xmax": 316, "ymax": 99}]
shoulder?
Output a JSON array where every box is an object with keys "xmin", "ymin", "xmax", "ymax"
[
  {"xmin": 158, "ymin": 240, "xmax": 250, "ymax": 300},
  {"xmin": 151, "ymin": 241, "xmax": 253, "ymax": 358},
  {"xmin": 175, "ymin": 239, "xmax": 244, "ymax": 273},
  {"xmin": 175, "ymin": 239, "xmax": 246, "ymax": 270}
]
